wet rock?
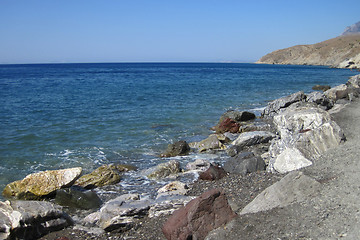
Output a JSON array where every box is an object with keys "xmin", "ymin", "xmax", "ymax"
[
  {"xmin": 223, "ymin": 152, "xmax": 265, "ymax": 174},
  {"xmin": 262, "ymin": 91, "xmax": 306, "ymax": 117},
  {"xmin": 145, "ymin": 160, "xmax": 181, "ymax": 179},
  {"xmin": 2, "ymin": 167, "xmax": 82, "ymax": 200},
  {"xmin": 186, "ymin": 159, "xmax": 211, "ymax": 171},
  {"xmin": 189, "ymin": 134, "xmax": 227, "ymax": 152},
  {"xmin": 160, "ymin": 140, "xmax": 191, "ymax": 158},
  {"xmin": 55, "ymin": 186, "xmax": 102, "ymax": 210},
  {"xmin": 219, "ymin": 110, "xmax": 256, "ymax": 123},
  {"xmin": 199, "ymin": 164, "xmax": 226, "ymax": 181},
  {"xmin": 231, "ymin": 131, "xmax": 276, "ymax": 149},
  {"xmin": 162, "ymin": 188, "xmax": 236, "ymax": 240},
  {"xmin": 240, "ymin": 171, "xmax": 320, "ymax": 215},
  {"xmin": 215, "ymin": 118, "xmax": 240, "ymax": 133},
  {"xmin": 312, "ymin": 84, "xmax": 331, "ymax": 91},
  {"xmin": 75, "ymin": 164, "xmax": 134, "ymax": 189},
  {"xmin": 0, "ymin": 200, "xmax": 73, "ymax": 239}
]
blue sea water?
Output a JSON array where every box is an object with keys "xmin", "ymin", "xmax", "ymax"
[{"xmin": 0, "ymin": 63, "xmax": 357, "ymax": 199}]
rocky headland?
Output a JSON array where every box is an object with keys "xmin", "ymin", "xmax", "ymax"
[
  {"xmin": 257, "ymin": 21, "xmax": 360, "ymax": 69},
  {"xmin": 1, "ymin": 72, "xmax": 360, "ymax": 239}
]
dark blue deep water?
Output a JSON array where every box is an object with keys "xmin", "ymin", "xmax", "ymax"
[{"xmin": 0, "ymin": 63, "xmax": 357, "ymax": 198}]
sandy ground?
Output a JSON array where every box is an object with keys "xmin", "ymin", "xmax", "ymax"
[{"xmin": 40, "ymin": 99, "xmax": 360, "ymax": 240}]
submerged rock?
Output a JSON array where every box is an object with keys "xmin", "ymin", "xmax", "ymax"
[
  {"xmin": 55, "ymin": 186, "xmax": 102, "ymax": 210},
  {"xmin": 312, "ymin": 85, "xmax": 331, "ymax": 92},
  {"xmin": 160, "ymin": 140, "xmax": 191, "ymax": 158},
  {"xmin": 162, "ymin": 189, "xmax": 236, "ymax": 240},
  {"xmin": 75, "ymin": 164, "xmax": 135, "ymax": 189},
  {"xmin": 2, "ymin": 167, "xmax": 82, "ymax": 200},
  {"xmin": 0, "ymin": 200, "xmax": 73, "ymax": 239}
]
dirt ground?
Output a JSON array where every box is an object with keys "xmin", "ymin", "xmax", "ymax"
[{"xmin": 40, "ymin": 99, "xmax": 360, "ymax": 240}]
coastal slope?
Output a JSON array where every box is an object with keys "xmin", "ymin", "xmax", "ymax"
[{"xmin": 257, "ymin": 34, "xmax": 360, "ymax": 69}]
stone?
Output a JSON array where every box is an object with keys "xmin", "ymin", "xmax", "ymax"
[
  {"xmin": 157, "ymin": 181, "xmax": 188, "ymax": 196},
  {"xmin": 190, "ymin": 134, "xmax": 226, "ymax": 152},
  {"xmin": 75, "ymin": 164, "xmax": 134, "ymax": 189},
  {"xmin": 223, "ymin": 152, "xmax": 265, "ymax": 174},
  {"xmin": 262, "ymin": 91, "xmax": 306, "ymax": 117},
  {"xmin": 312, "ymin": 85, "xmax": 331, "ymax": 91},
  {"xmin": 273, "ymin": 148, "xmax": 312, "ymax": 174},
  {"xmin": 186, "ymin": 159, "xmax": 211, "ymax": 171},
  {"xmin": 306, "ymin": 91, "xmax": 334, "ymax": 110},
  {"xmin": 0, "ymin": 200, "xmax": 73, "ymax": 239},
  {"xmin": 346, "ymin": 74, "xmax": 360, "ymax": 88},
  {"xmin": 160, "ymin": 140, "xmax": 191, "ymax": 158},
  {"xmin": 324, "ymin": 84, "xmax": 350, "ymax": 101},
  {"xmin": 149, "ymin": 195, "xmax": 195, "ymax": 218},
  {"xmin": 240, "ymin": 171, "xmax": 320, "ymax": 215},
  {"xmin": 146, "ymin": 160, "xmax": 181, "ymax": 179},
  {"xmin": 231, "ymin": 131, "xmax": 276, "ymax": 149},
  {"xmin": 2, "ymin": 167, "xmax": 82, "ymax": 200},
  {"xmin": 199, "ymin": 164, "xmax": 227, "ymax": 181},
  {"xmin": 218, "ymin": 110, "xmax": 256, "ymax": 123},
  {"xmin": 55, "ymin": 186, "xmax": 102, "ymax": 210},
  {"xmin": 215, "ymin": 118, "xmax": 240, "ymax": 133},
  {"xmin": 162, "ymin": 189, "xmax": 236, "ymax": 240}
]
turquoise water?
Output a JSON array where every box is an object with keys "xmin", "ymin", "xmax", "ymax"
[{"xmin": 0, "ymin": 63, "xmax": 356, "ymax": 198}]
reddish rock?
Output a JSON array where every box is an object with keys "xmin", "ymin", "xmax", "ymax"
[
  {"xmin": 162, "ymin": 188, "xmax": 236, "ymax": 240},
  {"xmin": 199, "ymin": 164, "xmax": 226, "ymax": 181},
  {"xmin": 216, "ymin": 118, "xmax": 240, "ymax": 133}
]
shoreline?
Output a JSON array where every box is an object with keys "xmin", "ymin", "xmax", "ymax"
[{"xmin": 35, "ymin": 74, "xmax": 360, "ymax": 239}]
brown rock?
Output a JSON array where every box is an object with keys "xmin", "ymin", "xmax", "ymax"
[
  {"xmin": 160, "ymin": 140, "xmax": 191, "ymax": 157},
  {"xmin": 199, "ymin": 164, "xmax": 226, "ymax": 181},
  {"xmin": 162, "ymin": 188, "xmax": 236, "ymax": 240},
  {"xmin": 216, "ymin": 118, "xmax": 240, "ymax": 133}
]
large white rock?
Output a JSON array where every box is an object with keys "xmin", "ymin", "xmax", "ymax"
[
  {"xmin": 231, "ymin": 131, "xmax": 276, "ymax": 148},
  {"xmin": 240, "ymin": 171, "xmax": 320, "ymax": 215},
  {"xmin": 273, "ymin": 148, "xmax": 312, "ymax": 174}
]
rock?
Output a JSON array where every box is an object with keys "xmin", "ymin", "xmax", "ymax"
[
  {"xmin": 240, "ymin": 171, "xmax": 320, "ymax": 215},
  {"xmin": 306, "ymin": 91, "xmax": 334, "ymax": 110},
  {"xmin": 199, "ymin": 164, "xmax": 226, "ymax": 181},
  {"xmin": 162, "ymin": 189, "xmax": 236, "ymax": 240},
  {"xmin": 312, "ymin": 85, "xmax": 331, "ymax": 91},
  {"xmin": 273, "ymin": 148, "xmax": 312, "ymax": 174},
  {"xmin": 149, "ymin": 195, "xmax": 195, "ymax": 218},
  {"xmin": 146, "ymin": 160, "xmax": 181, "ymax": 179},
  {"xmin": 324, "ymin": 84, "xmax": 351, "ymax": 101},
  {"xmin": 55, "ymin": 186, "xmax": 102, "ymax": 210},
  {"xmin": 231, "ymin": 131, "xmax": 276, "ymax": 149},
  {"xmin": 223, "ymin": 152, "xmax": 265, "ymax": 174},
  {"xmin": 160, "ymin": 140, "xmax": 191, "ymax": 157},
  {"xmin": 0, "ymin": 200, "xmax": 73, "ymax": 239},
  {"xmin": 186, "ymin": 159, "xmax": 211, "ymax": 171},
  {"xmin": 215, "ymin": 118, "xmax": 240, "ymax": 133},
  {"xmin": 218, "ymin": 110, "xmax": 256, "ymax": 123},
  {"xmin": 262, "ymin": 91, "xmax": 306, "ymax": 117},
  {"xmin": 346, "ymin": 74, "xmax": 360, "ymax": 88},
  {"xmin": 75, "ymin": 164, "xmax": 135, "ymax": 189},
  {"xmin": 189, "ymin": 134, "xmax": 227, "ymax": 152},
  {"xmin": 2, "ymin": 167, "xmax": 82, "ymax": 200},
  {"xmin": 157, "ymin": 181, "xmax": 189, "ymax": 197}
]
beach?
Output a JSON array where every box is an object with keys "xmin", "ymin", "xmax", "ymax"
[{"xmin": 38, "ymin": 93, "xmax": 360, "ymax": 239}]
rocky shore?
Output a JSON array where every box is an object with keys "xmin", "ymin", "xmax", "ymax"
[{"xmin": 2, "ymin": 74, "xmax": 360, "ymax": 239}]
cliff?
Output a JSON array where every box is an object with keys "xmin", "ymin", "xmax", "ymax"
[{"xmin": 257, "ymin": 34, "xmax": 360, "ymax": 69}]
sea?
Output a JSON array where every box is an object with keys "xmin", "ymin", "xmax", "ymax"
[{"xmin": 0, "ymin": 63, "xmax": 357, "ymax": 200}]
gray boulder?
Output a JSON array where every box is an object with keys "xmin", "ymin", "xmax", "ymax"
[
  {"xmin": 240, "ymin": 171, "xmax": 320, "ymax": 215},
  {"xmin": 189, "ymin": 134, "xmax": 227, "ymax": 152},
  {"xmin": 262, "ymin": 91, "xmax": 306, "ymax": 117},
  {"xmin": 223, "ymin": 152, "xmax": 265, "ymax": 174},
  {"xmin": 0, "ymin": 200, "xmax": 73, "ymax": 239},
  {"xmin": 306, "ymin": 91, "xmax": 334, "ymax": 110},
  {"xmin": 55, "ymin": 186, "xmax": 102, "ymax": 210},
  {"xmin": 144, "ymin": 160, "xmax": 181, "ymax": 179},
  {"xmin": 231, "ymin": 131, "xmax": 276, "ymax": 149},
  {"xmin": 160, "ymin": 140, "xmax": 191, "ymax": 158}
]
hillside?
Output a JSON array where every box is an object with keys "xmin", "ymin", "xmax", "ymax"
[{"xmin": 257, "ymin": 34, "xmax": 360, "ymax": 69}]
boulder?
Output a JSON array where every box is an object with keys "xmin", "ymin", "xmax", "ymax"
[
  {"xmin": 145, "ymin": 160, "xmax": 181, "ymax": 179},
  {"xmin": 346, "ymin": 74, "xmax": 360, "ymax": 88},
  {"xmin": 312, "ymin": 85, "xmax": 331, "ymax": 92},
  {"xmin": 231, "ymin": 131, "xmax": 276, "ymax": 149},
  {"xmin": 223, "ymin": 152, "xmax": 265, "ymax": 174},
  {"xmin": 75, "ymin": 164, "xmax": 134, "ymax": 189},
  {"xmin": 215, "ymin": 118, "xmax": 240, "ymax": 133},
  {"xmin": 160, "ymin": 140, "xmax": 191, "ymax": 158},
  {"xmin": 149, "ymin": 195, "xmax": 195, "ymax": 218},
  {"xmin": 186, "ymin": 159, "xmax": 211, "ymax": 171},
  {"xmin": 273, "ymin": 148, "xmax": 312, "ymax": 174},
  {"xmin": 55, "ymin": 186, "xmax": 102, "ymax": 210},
  {"xmin": 262, "ymin": 91, "xmax": 306, "ymax": 117},
  {"xmin": 240, "ymin": 171, "xmax": 320, "ymax": 215},
  {"xmin": 218, "ymin": 110, "xmax": 256, "ymax": 123},
  {"xmin": 199, "ymin": 164, "xmax": 227, "ymax": 181},
  {"xmin": 324, "ymin": 84, "xmax": 351, "ymax": 101},
  {"xmin": 189, "ymin": 134, "xmax": 227, "ymax": 152},
  {"xmin": 162, "ymin": 189, "xmax": 236, "ymax": 240},
  {"xmin": 2, "ymin": 167, "xmax": 82, "ymax": 200},
  {"xmin": 0, "ymin": 200, "xmax": 73, "ymax": 239},
  {"xmin": 306, "ymin": 91, "xmax": 334, "ymax": 110},
  {"xmin": 157, "ymin": 181, "xmax": 189, "ymax": 197}
]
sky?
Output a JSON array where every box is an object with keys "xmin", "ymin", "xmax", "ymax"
[{"xmin": 0, "ymin": 0, "xmax": 359, "ymax": 64}]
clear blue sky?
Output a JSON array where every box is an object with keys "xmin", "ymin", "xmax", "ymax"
[{"xmin": 1, "ymin": 0, "xmax": 359, "ymax": 64}]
